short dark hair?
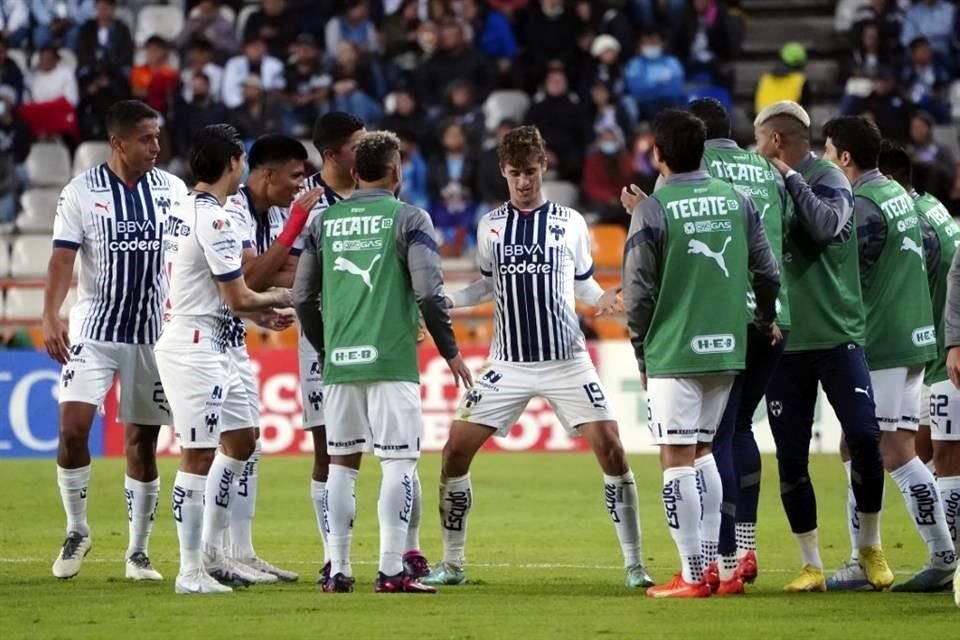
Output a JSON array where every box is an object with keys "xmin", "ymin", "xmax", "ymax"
[
  {"xmin": 105, "ymin": 100, "xmax": 159, "ymax": 137},
  {"xmin": 497, "ymin": 125, "xmax": 546, "ymax": 167},
  {"xmin": 822, "ymin": 115, "xmax": 881, "ymax": 170},
  {"xmin": 878, "ymin": 140, "xmax": 913, "ymax": 188},
  {"xmin": 652, "ymin": 109, "xmax": 706, "ymax": 173},
  {"xmin": 354, "ymin": 131, "xmax": 401, "ymax": 182},
  {"xmin": 687, "ymin": 97, "xmax": 731, "ymax": 140},
  {"xmin": 190, "ymin": 124, "xmax": 244, "ymax": 183},
  {"xmin": 188, "ymin": 36, "xmax": 214, "ymax": 52},
  {"xmin": 312, "ymin": 111, "xmax": 364, "ymax": 154},
  {"xmin": 248, "ymin": 134, "xmax": 307, "ymax": 170},
  {"xmin": 145, "ymin": 35, "xmax": 169, "ymax": 49}
]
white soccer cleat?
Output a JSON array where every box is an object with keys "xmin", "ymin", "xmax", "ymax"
[
  {"xmin": 52, "ymin": 532, "xmax": 92, "ymax": 579},
  {"xmin": 125, "ymin": 552, "xmax": 163, "ymax": 581},
  {"xmin": 175, "ymin": 568, "xmax": 233, "ymax": 594},
  {"xmin": 233, "ymin": 555, "xmax": 299, "ymax": 582},
  {"xmin": 205, "ymin": 551, "xmax": 278, "ymax": 586},
  {"xmin": 954, "ymin": 565, "xmax": 960, "ymax": 608}
]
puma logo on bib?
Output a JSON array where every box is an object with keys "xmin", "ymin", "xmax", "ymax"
[
  {"xmin": 334, "ymin": 254, "xmax": 382, "ymax": 291},
  {"xmin": 688, "ymin": 237, "xmax": 732, "ymax": 277}
]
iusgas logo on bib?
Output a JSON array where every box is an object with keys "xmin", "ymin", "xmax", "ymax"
[
  {"xmin": 912, "ymin": 326, "xmax": 936, "ymax": 347},
  {"xmin": 331, "ymin": 346, "xmax": 379, "ymax": 366},
  {"xmin": 691, "ymin": 334, "xmax": 735, "ymax": 354}
]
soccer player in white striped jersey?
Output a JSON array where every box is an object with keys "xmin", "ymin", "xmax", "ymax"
[
  {"xmin": 218, "ymin": 133, "xmax": 326, "ymax": 581},
  {"xmin": 156, "ymin": 125, "xmax": 293, "ymax": 594},
  {"xmin": 423, "ymin": 126, "xmax": 653, "ymax": 589},
  {"xmin": 44, "ymin": 100, "xmax": 189, "ymax": 581}
]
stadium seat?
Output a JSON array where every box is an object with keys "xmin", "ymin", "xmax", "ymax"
[
  {"xmin": 114, "ymin": 5, "xmax": 134, "ymax": 28},
  {"xmin": 17, "ymin": 188, "xmax": 61, "ymax": 233},
  {"xmin": 73, "ymin": 141, "xmax": 111, "ymax": 176},
  {"xmin": 299, "ymin": 138, "xmax": 323, "ymax": 172},
  {"xmin": 542, "ymin": 181, "xmax": 579, "ymax": 208},
  {"xmin": 4, "ymin": 287, "xmax": 44, "ymax": 320},
  {"xmin": 483, "ymin": 90, "xmax": 531, "ymax": 132},
  {"xmin": 135, "ymin": 5, "xmax": 185, "ymax": 45},
  {"xmin": 932, "ymin": 124, "xmax": 960, "ymax": 160},
  {"xmin": 591, "ymin": 224, "xmax": 626, "ymax": 270},
  {"xmin": 0, "ymin": 238, "xmax": 8, "ymax": 277},
  {"xmin": 236, "ymin": 5, "xmax": 259, "ymax": 39},
  {"xmin": 25, "ymin": 142, "xmax": 71, "ymax": 188},
  {"xmin": 189, "ymin": 4, "xmax": 236, "ymax": 23},
  {"xmin": 10, "ymin": 235, "xmax": 53, "ymax": 278}
]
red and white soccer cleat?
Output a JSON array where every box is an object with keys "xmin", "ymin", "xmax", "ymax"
[
  {"xmin": 738, "ymin": 551, "xmax": 758, "ymax": 584},
  {"xmin": 646, "ymin": 573, "xmax": 711, "ymax": 599}
]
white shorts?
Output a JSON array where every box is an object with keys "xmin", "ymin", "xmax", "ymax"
[
  {"xmin": 646, "ymin": 375, "xmax": 735, "ymax": 445},
  {"xmin": 453, "ymin": 355, "xmax": 617, "ymax": 436},
  {"xmin": 226, "ymin": 347, "xmax": 260, "ymax": 429},
  {"xmin": 324, "ymin": 381, "xmax": 422, "ymax": 458},
  {"xmin": 869, "ymin": 366, "xmax": 924, "ymax": 432},
  {"xmin": 59, "ymin": 339, "xmax": 168, "ymax": 425},
  {"xmin": 299, "ymin": 351, "xmax": 325, "ymax": 429},
  {"xmin": 920, "ymin": 384, "xmax": 931, "ymax": 426},
  {"xmin": 156, "ymin": 347, "xmax": 256, "ymax": 449},
  {"xmin": 929, "ymin": 380, "xmax": 960, "ymax": 442}
]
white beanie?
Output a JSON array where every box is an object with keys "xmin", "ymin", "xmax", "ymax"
[
  {"xmin": 753, "ymin": 101, "xmax": 811, "ymax": 129},
  {"xmin": 590, "ymin": 34, "xmax": 621, "ymax": 58}
]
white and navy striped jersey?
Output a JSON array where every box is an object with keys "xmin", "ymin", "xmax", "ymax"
[
  {"xmin": 478, "ymin": 201, "xmax": 594, "ymax": 362},
  {"xmin": 156, "ymin": 192, "xmax": 246, "ymax": 353},
  {"xmin": 297, "ymin": 173, "xmax": 345, "ymax": 356},
  {"xmin": 52, "ymin": 164, "xmax": 188, "ymax": 344}
]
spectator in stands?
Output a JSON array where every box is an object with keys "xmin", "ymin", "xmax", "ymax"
[
  {"xmin": 173, "ymin": 71, "xmax": 228, "ymax": 158},
  {"xmin": 631, "ymin": 0, "xmax": 687, "ymax": 31},
  {"xmin": 462, "ymin": 0, "xmax": 518, "ymax": 66},
  {"xmin": 431, "ymin": 181, "xmax": 479, "ymax": 257},
  {"xmin": 0, "ymin": 326, "xmax": 34, "ymax": 348},
  {"xmin": 852, "ymin": 0, "xmax": 904, "ymax": 55},
  {"xmin": 382, "ymin": 0, "xmax": 422, "ymax": 79},
  {"xmin": 840, "ymin": 66, "xmax": 912, "ymax": 143},
  {"xmin": 845, "ymin": 21, "xmax": 895, "ymax": 80},
  {"xmin": 179, "ymin": 37, "xmax": 222, "ymax": 103},
  {"xmin": 582, "ymin": 124, "xmax": 632, "ymax": 226},
  {"xmin": 435, "ymin": 79, "xmax": 485, "ymax": 151},
  {"xmin": 398, "ymin": 128, "xmax": 430, "ymax": 211},
  {"xmin": 176, "ymin": 0, "xmax": 239, "ymax": 64},
  {"xmin": 908, "ymin": 110, "xmax": 960, "ymax": 203},
  {"xmin": 130, "ymin": 36, "xmax": 178, "ymax": 116},
  {"xmin": 0, "ymin": 0, "xmax": 28, "ymax": 47},
  {"xmin": 670, "ymin": 0, "xmax": 739, "ymax": 89},
  {"xmin": 525, "ymin": 62, "xmax": 590, "ymax": 182},
  {"xmin": 329, "ymin": 41, "xmax": 384, "ymax": 123},
  {"xmin": 623, "ymin": 28, "xmax": 685, "ymax": 121},
  {"xmin": 227, "ymin": 74, "xmax": 286, "ymax": 142},
  {"xmin": 415, "ymin": 18, "xmax": 492, "ymax": 109},
  {"xmin": 0, "ymin": 37, "xmax": 24, "ymax": 104},
  {"xmin": 577, "ymin": 1, "xmax": 635, "ymax": 56},
  {"xmin": 754, "ymin": 42, "xmax": 810, "ymax": 115},
  {"xmin": 325, "ymin": 0, "xmax": 379, "ymax": 60},
  {"xmin": 587, "ymin": 80, "xmax": 633, "ymax": 148},
  {"xmin": 221, "ymin": 34, "xmax": 284, "ymax": 109},
  {"xmin": 428, "ymin": 118, "xmax": 477, "ymax": 205},
  {"xmin": 578, "ymin": 34, "xmax": 624, "ymax": 102},
  {"xmin": 901, "ymin": 0, "xmax": 956, "ymax": 62},
  {"xmin": 475, "ymin": 117, "xmax": 513, "ymax": 208},
  {"xmin": 243, "ymin": 0, "xmax": 298, "ymax": 60},
  {"xmin": 901, "ymin": 36, "xmax": 951, "ymax": 123},
  {"xmin": 76, "ymin": 61, "xmax": 129, "ymax": 140},
  {"xmin": 31, "ymin": 0, "xmax": 95, "ymax": 49},
  {"xmin": 519, "ymin": 0, "xmax": 580, "ymax": 92},
  {"xmin": 21, "ymin": 44, "xmax": 77, "ymax": 140},
  {"xmin": 75, "ymin": 0, "xmax": 133, "ymax": 76},
  {"xmin": 283, "ymin": 33, "xmax": 331, "ymax": 137},
  {"xmin": 380, "ymin": 88, "xmax": 429, "ymax": 148},
  {"xmin": 628, "ymin": 123, "xmax": 660, "ymax": 196},
  {"xmin": 0, "ymin": 85, "xmax": 30, "ymax": 224}
]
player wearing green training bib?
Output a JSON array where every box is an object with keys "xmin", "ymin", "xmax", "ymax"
[
  {"xmin": 624, "ymin": 109, "xmax": 780, "ymax": 599},
  {"xmin": 293, "ymin": 131, "xmax": 471, "ymax": 594},
  {"xmin": 823, "ymin": 118, "xmax": 955, "ymax": 593}
]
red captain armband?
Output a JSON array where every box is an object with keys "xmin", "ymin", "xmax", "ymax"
[{"xmin": 277, "ymin": 202, "xmax": 309, "ymax": 249}]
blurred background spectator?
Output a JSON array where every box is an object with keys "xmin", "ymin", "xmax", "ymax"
[
  {"xmin": 75, "ymin": 0, "xmax": 133, "ymax": 76},
  {"xmin": 755, "ymin": 43, "xmax": 811, "ymax": 116},
  {"xmin": 582, "ymin": 124, "xmax": 632, "ymax": 226}
]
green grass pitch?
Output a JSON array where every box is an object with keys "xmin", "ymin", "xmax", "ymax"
[{"xmin": 0, "ymin": 453, "xmax": 956, "ymax": 639}]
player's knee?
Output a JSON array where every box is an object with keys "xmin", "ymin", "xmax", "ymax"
[
  {"xmin": 441, "ymin": 440, "xmax": 472, "ymax": 477},
  {"xmin": 59, "ymin": 420, "xmax": 91, "ymax": 450}
]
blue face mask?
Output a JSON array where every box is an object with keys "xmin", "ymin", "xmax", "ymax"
[
  {"xmin": 641, "ymin": 46, "xmax": 662, "ymax": 58},
  {"xmin": 599, "ymin": 141, "xmax": 620, "ymax": 155}
]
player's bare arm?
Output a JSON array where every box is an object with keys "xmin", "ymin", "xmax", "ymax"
[
  {"xmin": 242, "ymin": 188, "xmax": 323, "ymax": 291},
  {"xmin": 42, "ymin": 247, "xmax": 76, "ymax": 364}
]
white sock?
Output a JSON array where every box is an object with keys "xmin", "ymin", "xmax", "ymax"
[
  {"xmin": 57, "ymin": 465, "xmax": 90, "ymax": 537},
  {"xmin": 310, "ymin": 480, "xmax": 329, "ymax": 562},
  {"xmin": 229, "ymin": 441, "xmax": 260, "ymax": 559},
  {"xmin": 794, "ymin": 529, "xmax": 823, "ymax": 569},
  {"xmin": 843, "ymin": 460, "xmax": 860, "ymax": 561},
  {"xmin": 325, "ymin": 464, "xmax": 358, "ymax": 577},
  {"xmin": 695, "ymin": 454, "xmax": 722, "ymax": 567},
  {"xmin": 735, "ymin": 522, "xmax": 756, "ymax": 559},
  {"xmin": 662, "ymin": 466, "xmax": 703, "ymax": 583},
  {"xmin": 603, "ymin": 470, "xmax": 642, "ymax": 568},
  {"xmin": 720, "ymin": 554, "xmax": 739, "ymax": 581},
  {"xmin": 939, "ymin": 476, "xmax": 960, "ymax": 554},
  {"xmin": 891, "ymin": 457, "xmax": 956, "ymax": 569},
  {"xmin": 201, "ymin": 452, "xmax": 246, "ymax": 555},
  {"xmin": 857, "ymin": 511, "xmax": 881, "ymax": 549},
  {"xmin": 405, "ymin": 468, "xmax": 422, "ymax": 552},
  {"xmin": 173, "ymin": 471, "xmax": 206, "ymax": 574},
  {"xmin": 438, "ymin": 473, "xmax": 472, "ymax": 568},
  {"xmin": 124, "ymin": 476, "xmax": 159, "ymax": 557},
  {"xmin": 378, "ymin": 459, "xmax": 416, "ymax": 576},
  {"xmin": 926, "ymin": 459, "xmax": 938, "ymax": 475}
]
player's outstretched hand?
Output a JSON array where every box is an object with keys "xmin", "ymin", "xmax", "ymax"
[
  {"xmin": 948, "ymin": 347, "xmax": 960, "ymax": 390},
  {"xmin": 294, "ymin": 188, "xmax": 324, "ymax": 214},
  {"xmin": 620, "ymin": 184, "xmax": 647, "ymax": 215},
  {"xmin": 447, "ymin": 353, "xmax": 474, "ymax": 388},
  {"xmin": 269, "ymin": 287, "xmax": 294, "ymax": 308},
  {"xmin": 595, "ymin": 286, "xmax": 624, "ymax": 317},
  {"xmin": 42, "ymin": 314, "xmax": 71, "ymax": 364},
  {"xmin": 257, "ymin": 308, "xmax": 297, "ymax": 331}
]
